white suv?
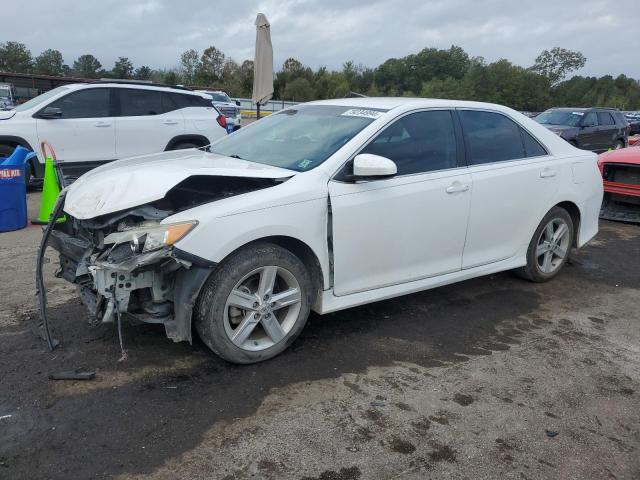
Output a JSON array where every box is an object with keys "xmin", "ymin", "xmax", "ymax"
[{"xmin": 0, "ymin": 81, "xmax": 227, "ymax": 181}]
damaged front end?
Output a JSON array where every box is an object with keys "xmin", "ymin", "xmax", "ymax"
[{"xmin": 45, "ymin": 174, "xmax": 285, "ymax": 345}]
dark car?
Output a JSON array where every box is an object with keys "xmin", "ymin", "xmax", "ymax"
[{"xmin": 535, "ymin": 107, "xmax": 629, "ymax": 152}]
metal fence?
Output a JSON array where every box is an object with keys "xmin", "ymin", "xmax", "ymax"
[{"xmin": 234, "ymin": 98, "xmax": 298, "ymax": 115}]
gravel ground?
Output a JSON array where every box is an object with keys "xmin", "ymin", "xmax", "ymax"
[{"xmin": 0, "ymin": 192, "xmax": 638, "ymax": 480}]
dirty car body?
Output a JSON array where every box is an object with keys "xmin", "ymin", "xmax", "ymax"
[{"xmin": 49, "ymin": 98, "xmax": 603, "ymax": 363}]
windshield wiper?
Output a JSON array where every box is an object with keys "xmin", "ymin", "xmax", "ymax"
[{"xmin": 228, "ymin": 154, "xmax": 244, "ymax": 160}]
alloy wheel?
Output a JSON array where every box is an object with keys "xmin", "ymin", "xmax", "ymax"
[
  {"xmin": 536, "ymin": 218, "xmax": 571, "ymax": 274},
  {"xmin": 223, "ymin": 266, "xmax": 302, "ymax": 351}
]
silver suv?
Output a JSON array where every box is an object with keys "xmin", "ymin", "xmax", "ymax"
[{"xmin": 197, "ymin": 90, "xmax": 241, "ymax": 131}]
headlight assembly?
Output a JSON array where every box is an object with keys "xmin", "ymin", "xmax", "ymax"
[{"xmin": 104, "ymin": 221, "xmax": 198, "ymax": 253}]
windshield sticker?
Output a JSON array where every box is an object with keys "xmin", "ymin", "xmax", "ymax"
[
  {"xmin": 341, "ymin": 109, "xmax": 384, "ymax": 119},
  {"xmin": 572, "ymin": 112, "xmax": 585, "ymax": 116},
  {"xmin": 298, "ymin": 159, "xmax": 313, "ymax": 169}
]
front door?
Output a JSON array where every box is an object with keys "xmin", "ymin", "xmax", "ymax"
[
  {"xmin": 329, "ymin": 110, "xmax": 471, "ymax": 296},
  {"xmin": 578, "ymin": 111, "xmax": 600, "ymax": 150},
  {"xmin": 35, "ymin": 87, "xmax": 115, "ymax": 163}
]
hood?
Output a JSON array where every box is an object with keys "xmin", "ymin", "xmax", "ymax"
[
  {"xmin": 64, "ymin": 149, "xmax": 296, "ymax": 219},
  {"xmin": 0, "ymin": 109, "xmax": 16, "ymax": 120},
  {"xmin": 598, "ymin": 145, "xmax": 640, "ymax": 166}
]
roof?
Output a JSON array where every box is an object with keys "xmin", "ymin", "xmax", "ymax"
[
  {"xmin": 306, "ymin": 97, "xmax": 512, "ymax": 112},
  {"xmin": 64, "ymin": 81, "xmax": 208, "ymax": 97},
  {"xmin": 550, "ymin": 107, "xmax": 620, "ymax": 112}
]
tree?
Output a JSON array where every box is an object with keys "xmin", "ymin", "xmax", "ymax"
[
  {"xmin": 33, "ymin": 49, "xmax": 65, "ymax": 76},
  {"xmin": 73, "ymin": 54, "xmax": 102, "ymax": 78},
  {"xmin": 283, "ymin": 77, "xmax": 314, "ymax": 101},
  {"xmin": 134, "ymin": 66, "xmax": 152, "ymax": 80},
  {"xmin": 180, "ymin": 49, "xmax": 199, "ymax": 84},
  {"xmin": 196, "ymin": 46, "xmax": 225, "ymax": 84},
  {"xmin": 163, "ymin": 70, "xmax": 179, "ymax": 85},
  {"xmin": 0, "ymin": 41, "xmax": 32, "ymax": 73},
  {"xmin": 282, "ymin": 57, "xmax": 303, "ymax": 74},
  {"xmin": 111, "ymin": 57, "xmax": 134, "ymax": 79},
  {"xmin": 531, "ymin": 47, "xmax": 586, "ymax": 85}
]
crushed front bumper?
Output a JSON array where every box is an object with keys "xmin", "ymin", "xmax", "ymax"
[{"xmin": 49, "ymin": 228, "xmax": 214, "ymax": 343}]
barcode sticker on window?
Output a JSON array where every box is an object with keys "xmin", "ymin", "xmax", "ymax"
[{"xmin": 341, "ymin": 109, "xmax": 384, "ymax": 119}]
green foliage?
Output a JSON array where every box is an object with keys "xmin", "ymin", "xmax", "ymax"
[
  {"xmin": 530, "ymin": 47, "xmax": 586, "ymax": 86},
  {"xmin": 1, "ymin": 41, "xmax": 638, "ymax": 109},
  {"xmin": 33, "ymin": 49, "xmax": 65, "ymax": 76},
  {"xmin": 111, "ymin": 57, "xmax": 134, "ymax": 79},
  {"xmin": 0, "ymin": 41, "xmax": 33, "ymax": 73},
  {"xmin": 73, "ymin": 54, "xmax": 102, "ymax": 78}
]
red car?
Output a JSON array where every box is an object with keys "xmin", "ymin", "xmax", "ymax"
[{"xmin": 598, "ymin": 145, "xmax": 640, "ymax": 222}]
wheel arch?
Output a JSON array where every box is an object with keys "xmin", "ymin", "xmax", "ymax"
[
  {"xmin": 219, "ymin": 235, "xmax": 325, "ymax": 306},
  {"xmin": 554, "ymin": 200, "xmax": 581, "ymax": 248},
  {"xmin": 164, "ymin": 134, "xmax": 210, "ymax": 151},
  {"xmin": 0, "ymin": 135, "xmax": 41, "ymax": 178}
]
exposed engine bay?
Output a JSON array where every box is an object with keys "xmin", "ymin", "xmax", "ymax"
[{"xmin": 42, "ymin": 175, "xmax": 284, "ymax": 348}]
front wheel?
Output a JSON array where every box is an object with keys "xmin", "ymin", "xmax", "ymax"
[
  {"xmin": 195, "ymin": 243, "xmax": 312, "ymax": 364},
  {"xmin": 515, "ymin": 207, "xmax": 574, "ymax": 282}
]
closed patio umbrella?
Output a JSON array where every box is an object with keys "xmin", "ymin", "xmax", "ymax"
[{"xmin": 252, "ymin": 13, "xmax": 273, "ymax": 119}]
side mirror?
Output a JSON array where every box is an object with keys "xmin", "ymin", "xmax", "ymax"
[
  {"xmin": 235, "ymin": 100, "xmax": 241, "ymax": 106},
  {"xmin": 353, "ymin": 153, "xmax": 397, "ymax": 178},
  {"xmin": 38, "ymin": 106, "xmax": 63, "ymax": 119}
]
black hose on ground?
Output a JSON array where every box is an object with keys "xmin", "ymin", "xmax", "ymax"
[{"xmin": 35, "ymin": 189, "xmax": 67, "ymax": 351}]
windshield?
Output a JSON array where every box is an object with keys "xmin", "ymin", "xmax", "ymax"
[
  {"xmin": 14, "ymin": 86, "xmax": 70, "ymax": 112},
  {"xmin": 209, "ymin": 92, "xmax": 232, "ymax": 103},
  {"xmin": 210, "ymin": 105, "xmax": 385, "ymax": 171},
  {"xmin": 535, "ymin": 110, "xmax": 584, "ymax": 126}
]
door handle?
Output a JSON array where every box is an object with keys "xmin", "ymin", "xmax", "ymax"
[
  {"xmin": 540, "ymin": 168, "xmax": 556, "ymax": 179},
  {"xmin": 94, "ymin": 121, "xmax": 111, "ymax": 127},
  {"xmin": 163, "ymin": 120, "xmax": 179, "ymax": 125},
  {"xmin": 446, "ymin": 183, "xmax": 470, "ymax": 194}
]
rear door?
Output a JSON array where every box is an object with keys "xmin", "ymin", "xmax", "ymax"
[
  {"xmin": 579, "ymin": 111, "xmax": 600, "ymax": 150},
  {"xmin": 458, "ymin": 109, "xmax": 559, "ymax": 269},
  {"xmin": 35, "ymin": 87, "xmax": 115, "ymax": 163},
  {"xmin": 114, "ymin": 88, "xmax": 184, "ymax": 158},
  {"xmin": 329, "ymin": 109, "xmax": 472, "ymax": 296},
  {"xmin": 596, "ymin": 111, "xmax": 617, "ymax": 149}
]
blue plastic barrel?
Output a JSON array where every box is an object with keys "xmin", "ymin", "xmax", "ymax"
[{"xmin": 0, "ymin": 146, "xmax": 35, "ymax": 232}]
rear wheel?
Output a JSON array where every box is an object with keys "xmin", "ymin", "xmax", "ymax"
[
  {"xmin": 515, "ymin": 207, "xmax": 574, "ymax": 282},
  {"xmin": 195, "ymin": 243, "xmax": 312, "ymax": 364}
]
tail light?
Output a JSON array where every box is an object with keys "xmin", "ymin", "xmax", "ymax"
[{"xmin": 217, "ymin": 114, "xmax": 227, "ymax": 129}]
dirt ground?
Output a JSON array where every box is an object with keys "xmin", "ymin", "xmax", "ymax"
[{"xmin": 0, "ymin": 192, "xmax": 639, "ymax": 480}]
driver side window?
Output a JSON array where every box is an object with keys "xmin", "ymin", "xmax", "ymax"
[
  {"xmin": 583, "ymin": 112, "xmax": 598, "ymax": 127},
  {"xmin": 360, "ymin": 110, "xmax": 458, "ymax": 176}
]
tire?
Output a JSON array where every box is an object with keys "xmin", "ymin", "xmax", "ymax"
[
  {"xmin": 0, "ymin": 144, "xmax": 14, "ymax": 158},
  {"xmin": 195, "ymin": 242, "xmax": 312, "ymax": 364},
  {"xmin": 515, "ymin": 207, "xmax": 574, "ymax": 283},
  {"xmin": 171, "ymin": 142, "xmax": 199, "ymax": 150}
]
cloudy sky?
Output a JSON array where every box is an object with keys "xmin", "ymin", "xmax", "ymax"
[{"xmin": 5, "ymin": 0, "xmax": 640, "ymax": 77}]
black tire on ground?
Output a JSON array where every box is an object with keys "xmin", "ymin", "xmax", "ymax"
[
  {"xmin": 195, "ymin": 242, "xmax": 312, "ymax": 364},
  {"xmin": 515, "ymin": 206, "xmax": 574, "ymax": 283},
  {"xmin": 171, "ymin": 142, "xmax": 200, "ymax": 150}
]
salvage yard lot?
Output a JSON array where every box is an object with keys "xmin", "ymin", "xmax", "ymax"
[{"xmin": 1, "ymin": 193, "xmax": 639, "ymax": 479}]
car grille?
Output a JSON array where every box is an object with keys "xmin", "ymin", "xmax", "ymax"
[
  {"xmin": 219, "ymin": 107, "xmax": 238, "ymax": 117},
  {"xmin": 603, "ymin": 164, "xmax": 640, "ymax": 186}
]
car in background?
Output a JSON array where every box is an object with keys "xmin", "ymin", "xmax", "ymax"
[
  {"xmin": 0, "ymin": 83, "xmax": 18, "ymax": 110},
  {"xmin": 0, "ymin": 81, "xmax": 227, "ymax": 182},
  {"xmin": 197, "ymin": 90, "xmax": 242, "ymax": 131},
  {"xmin": 626, "ymin": 117, "xmax": 640, "ymax": 135},
  {"xmin": 51, "ymin": 98, "xmax": 603, "ymax": 364},
  {"xmin": 535, "ymin": 107, "xmax": 629, "ymax": 152},
  {"xmin": 598, "ymin": 144, "xmax": 640, "ymax": 222}
]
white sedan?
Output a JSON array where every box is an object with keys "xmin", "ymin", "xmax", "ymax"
[{"xmin": 51, "ymin": 98, "xmax": 603, "ymax": 363}]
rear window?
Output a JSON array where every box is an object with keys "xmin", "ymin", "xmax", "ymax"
[
  {"xmin": 459, "ymin": 110, "xmax": 525, "ymax": 164},
  {"xmin": 172, "ymin": 93, "xmax": 213, "ymax": 109}
]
